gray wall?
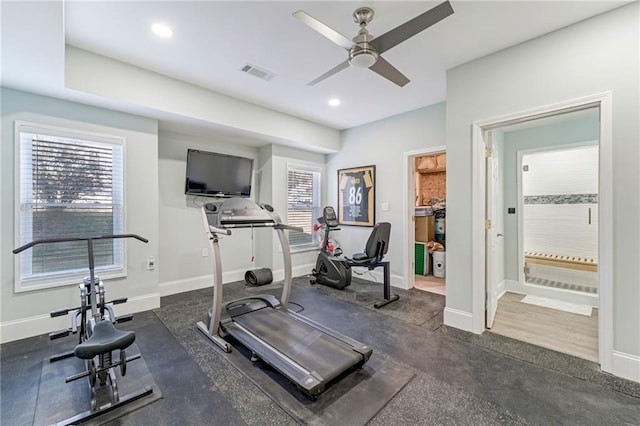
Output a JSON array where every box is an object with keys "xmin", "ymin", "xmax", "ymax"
[
  {"xmin": 446, "ymin": 3, "xmax": 639, "ymax": 356},
  {"xmin": 157, "ymin": 132, "xmax": 326, "ymax": 294},
  {"xmin": 1, "ymin": 88, "xmax": 160, "ymax": 332},
  {"xmin": 157, "ymin": 131, "xmax": 261, "ymax": 287},
  {"xmin": 327, "ymin": 102, "xmax": 446, "ymax": 286}
]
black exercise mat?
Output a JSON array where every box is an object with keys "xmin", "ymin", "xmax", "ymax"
[
  {"xmin": 209, "ymin": 335, "xmax": 415, "ymax": 426},
  {"xmin": 33, "ymin": 343, "xmax": 161, "ymax": 426}
]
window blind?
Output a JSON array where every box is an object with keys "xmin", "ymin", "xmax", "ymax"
[
  {"xmin": 287, "ymin": 167, "xmax": 321, "ymax": 247},
  {"xmin": 18, "ymin": 125, "xmax": 124, "ymax": 287}
]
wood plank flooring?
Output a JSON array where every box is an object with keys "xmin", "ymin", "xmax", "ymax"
[
  {"xmin": 414, "ymin": 274, "xmax": 446, "ymax": 295},
  {"xmin": 489, "ymin": 292, "xmax": 598, "ymax": 362}
]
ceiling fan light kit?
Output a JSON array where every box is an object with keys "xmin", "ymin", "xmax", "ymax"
[
  {"xmin": 349, "ymin": 30, "xmax": 379, "ymax": 68},
  {"xmin": 294, "ymin": 1, "xmax": 454, "ymax": 87},
  {"xmin": 349, "ymin": 50, "xmax": 378, "ymax": 69}
]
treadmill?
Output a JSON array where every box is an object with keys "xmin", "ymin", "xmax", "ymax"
[{"xmin": 197, "ymin": 198, "xmax": 372, "ymax": 398}]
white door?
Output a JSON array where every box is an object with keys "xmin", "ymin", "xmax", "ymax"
[{"xmin": 485, "ymin": 131, "xmax": 501, "ymax": 328}]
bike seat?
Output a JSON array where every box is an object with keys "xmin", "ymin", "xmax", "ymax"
[
  {"xmin": 74, "ymin": 320, "xmax": 135, "ymax": 360},
  {"xmin": 350, "ymin": 253, "xmax": 374, "ymax": 263}
]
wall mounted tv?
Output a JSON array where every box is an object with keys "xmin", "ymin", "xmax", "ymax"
[{"xmin": 185, "ymin": 149, "xmax": 253, "ymax": 198}]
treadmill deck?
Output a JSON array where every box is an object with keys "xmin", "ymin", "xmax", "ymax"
[{"xmin": 223, "ymin": 305, "xmax": 370, "ymax": 396}]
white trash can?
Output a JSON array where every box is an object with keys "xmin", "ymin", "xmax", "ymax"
[{"xmin": 433, "ymin": 251, "xmax": 446, "ymax": 278}]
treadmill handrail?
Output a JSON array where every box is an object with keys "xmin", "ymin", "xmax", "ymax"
[
  {"xmin": 274, "ymin": 224, "xmax": 304, "ymax": 232},
  {"xmin": 209, "ymin": 225, "xmax": 232, "ymax": 235},
  {"xmin": 200, "ymin": 201, "xmax": 297, "ymax": 342}
]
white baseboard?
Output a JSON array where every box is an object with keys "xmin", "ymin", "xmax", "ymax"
[
  {"xmin": 443, "ymin": 307, "xmax": 473, "ymax": 332},
  {"xmin": 612, "ymin": 351, "xmax": 640, "ymax": 383},
  {"xmin": 290, "ymin": 263, "xmax": 317, "ymax": 282},
  {"xmin": 159, "ymin": 270, "xmax": 245, "ymax": 296},
  {"xmin": 294, "ymin": 263, "xmax": 406, "ymax": 289},
  {"xmin": 113, "ymin": 293, "xmax": 161, "ymax": 316},
  {"xmin": 497, "ymin": 279, "xmax": 506, "ymax": 299},
  {"xmin": 350, "ymin": 266, "xmax": 406, "ymax": 289},
  {"xmin": 159, "ymin": 264, "xmax": 317, "ymax": 297},
  {"xmin": 0, "ymin": 293, "xmax": 160, "ymax": 344},
  {"xmin": 160, "ymin": 275, "xmax": 212, "ymax": 296}
]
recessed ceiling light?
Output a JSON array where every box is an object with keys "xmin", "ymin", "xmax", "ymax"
[
  {"xmin": 152, "ymin": 23, "xmax": 172, "ymax": 38},
  {"xmin": 328, "ymin": 98, "xmax": 341, "ymax": 107}
]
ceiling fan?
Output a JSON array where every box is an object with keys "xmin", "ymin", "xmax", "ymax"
[{"xmin": 293, "ymin": 1, "xmax": 454, "ymax": 87}]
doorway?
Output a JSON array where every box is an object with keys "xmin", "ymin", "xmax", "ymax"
[
  {"xmin": 488, "ymin": 116, "xmax": 600, "ymax": 362},
  {"xmin": 471, "ymin": 93, "xmax": 613, "ymax": 370},
  {"xmin": 403, "ymin": 146, "xmax": 447, "ymax": 294}
]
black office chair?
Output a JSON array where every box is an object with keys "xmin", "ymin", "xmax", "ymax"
[{"xmin": 348, "ymin": 222, "xmax": 399, "ymax": 308}]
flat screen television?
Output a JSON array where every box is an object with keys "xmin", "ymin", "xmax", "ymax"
[{"xmin": 185, "ymin": 149, "xmax": 253, "ymax": 198}]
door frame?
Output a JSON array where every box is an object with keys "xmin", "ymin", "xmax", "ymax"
[
  {"xmin": 403, "ymin": 145, "xmax": 447, "ymax": 290},
  {"xmin": 470, "ymin": 92, "xmax": 613, "ymax": 372}
]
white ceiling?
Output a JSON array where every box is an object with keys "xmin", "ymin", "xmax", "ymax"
[{"xmin": 5, "ymin": 1, "xmax": 630, "ymax": 132}]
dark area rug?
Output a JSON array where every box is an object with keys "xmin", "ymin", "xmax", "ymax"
[
  {"xmin": 156, "ymin": 288, "xmax": 415, "ymax": 425},
  {"xmin": 293, "ymin": 275, "xmax": 445, "ymax": 330},
  {"xmin": 213, "ymin": 335, "xmax": 415, "ymax": 426}
]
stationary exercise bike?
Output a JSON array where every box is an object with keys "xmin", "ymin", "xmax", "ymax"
[
  {"xmin": 310, "ymin": 206, "xmax": 352, "ymax": 289},
  {"xmin": 13, "ymin": 234, "xmax": 153, "ymax": 425},
  {"xmin": 310, "ymin": 206, "xmax": 399, "ymax": 308}
]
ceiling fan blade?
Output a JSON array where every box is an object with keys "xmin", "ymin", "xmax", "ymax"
[
  {"xmin": 293, "ymin": 10, "xmax": 354, "ymax": 50},
  {"xmin": 370, "ymin": 1, "xmax": 454, "ymax": 54},
  {"xmin": 307, "ymin": 60, "xmax": 350, "ymax": 86},
  {"xmin": 369, "ymin": 56, "xmax": 410, "ymax": 87}
]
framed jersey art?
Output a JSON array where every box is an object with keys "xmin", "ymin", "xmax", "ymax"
[{"xmin": 337, "ymin": 165, "xmax": 375, "ymax": 226}]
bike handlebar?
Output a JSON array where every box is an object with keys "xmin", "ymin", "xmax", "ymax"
[{"xmin": 13, "ymin": 234, "xmax": 149, "ymax": 254}]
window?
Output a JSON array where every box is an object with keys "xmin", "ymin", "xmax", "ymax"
[
  {"xmin": 15, "ymin": 122, "xmax": 125, "ymax": 291},
  {"xmin": 287, "ymin": 165, "xmax": 321, "ymax": 248}
]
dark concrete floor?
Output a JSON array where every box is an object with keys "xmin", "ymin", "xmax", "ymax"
[{"xmin": 1, "ymin": 276, "xmax": 639, "ymax": 425}]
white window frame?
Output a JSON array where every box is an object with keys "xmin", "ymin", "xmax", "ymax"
[
  {"xmin": 286, "ymin": 163, "xmax": 322, "ymax": 252},
  {"xmin": 14, "ymin": 121, "xmax": 127, "ymax": 292}
]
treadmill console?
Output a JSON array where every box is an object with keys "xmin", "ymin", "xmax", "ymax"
[{"xmin": 204, "ymin": 198, "xmax": 282, "ymax": 229}]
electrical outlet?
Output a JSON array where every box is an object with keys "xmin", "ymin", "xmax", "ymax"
[
  {"xmin": 202, "ymin": 248, "xmax": 208, "ymax": 257},
  {"xmin": 146, "ymin": 256, "xmax": 155, "ymax": 271}
]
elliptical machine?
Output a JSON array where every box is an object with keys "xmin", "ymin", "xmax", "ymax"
[{"xmin": 310, "ymin": 206, "xmax": 352, "ymax": 289}]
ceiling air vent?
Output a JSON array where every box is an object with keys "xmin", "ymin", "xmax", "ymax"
[{"xmin": 240, "ymin": 63, "xmax": 276, "ymax": 81}]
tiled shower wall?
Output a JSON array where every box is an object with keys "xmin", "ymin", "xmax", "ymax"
[{"xmin": 522, "ymin": 145, "xmax": 598, "ymax": 260}]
